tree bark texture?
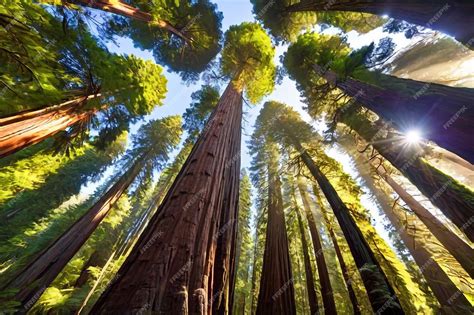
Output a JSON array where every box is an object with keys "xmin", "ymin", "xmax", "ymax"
[
  {"xmin": 0, "ymin": 95, "xmax": 100, "ymax": 158},
  {"xmin": 256, "ymin": 158, "xmax": 296, "ymax": 315},
  {"xmin": 90, "ymin": 82, "xmax": 243, "ymax": 314},
  {"xmin": 312, "ymin": 185, "xmax": 361, "ymax": 315},
  {"xmin": 295, "ymin": 205, "xmax": 319, "ymax": 315},
  {"xmin": 294, "ymin": 142, "xmax": 404, "ymax": 314},
  {"xmin": 297, "ymin": 179, "xmax": 337, "ymax": 315}
]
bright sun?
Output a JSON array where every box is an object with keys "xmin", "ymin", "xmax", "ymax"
[{"xmin": 405, "ymin": 129, "xmax": 422, "ymax": 144}]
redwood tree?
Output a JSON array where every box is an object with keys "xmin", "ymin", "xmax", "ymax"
[
  {"xmin": 297, "ymin": 178, "xmax": 337, "ymax": 314},
  {"xmin": 340, "ymin": 135, "xmax": 473, "ymax": 312},
  {"xmin": 312, "ymin": 185, "xmax": 361, "ymax": 314},
  {"xmin": 56, "ymin": 0, "xmax": 224, "ymax": 80},
  {"xmin": 251, "ymin": 0, "xmax": 474, "ymax": 47},
  {"xmin": 0, "ymin": 53, "xmax": 167, "ymax": 158},
  {"xmin": 257, "ymin": 101, "xmax": 404, "ymax": 314},
  {"xmin": 289, "ymin": 183, "xmax": 319, "ymax": 315},
  {"xmin": 0, "ymin": 116, "xmax": 182, "ymax": 312},
  {"xmin": 284, "ymin": 32, "xmax": 474, "ymax": 164},
  {"xmin": 90, "ymin": 22, "xmax": 276, "ymax": 314},
  {"xmin": 339, "ymin": 110, "xmax": 474, "ymax": 243},
  {"xmin": 250, "ymin": 142, "xmax": 296, "ymax": 314}
]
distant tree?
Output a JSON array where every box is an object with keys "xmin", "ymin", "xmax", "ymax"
[
  {"xmin": 311, "ymin": 184, "xmax": 362, "ymax": 314},
  {"xmin": 249, "ymin": 140, "xmax": 296, "ymax": 314},
  {"xmin": 1, "ymin": 116, "xmax": 183, "ymax": 312},
  {"xmin": 338, "ymin": 109, "xmax": 474, "ymax": 243},
  {"xmin": 297, "ymin": 177, "xmax": 337, "ymax": 314},
  {"xmin": 286, "ymin": 178, "xmax": 319, "ymax": 315},
  {"xmin": 339, "ymin": 134, "xmax": 473, "ymax": 312},
  {"xmin": 0, "ymin": 134, "xmax": 128, "ymax": 278},
  {"xmin": 255, "ymin": 100, "xmax": 408, "ymax": 314},
  {"xmin": 232, "ymin": 171, "xmax": 254, "ymax": 315},
  {"xmin": 91, "ymin": 22, "xmax": 275, "ymax": 313}
]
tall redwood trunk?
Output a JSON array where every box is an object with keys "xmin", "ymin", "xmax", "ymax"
[
  {"xmin": 295, "ymin": 205, "xmax": 319, "ymax": 315},
  {"xmin": 352, "ymin": 152, "xmax": 474, "ymax": 311},
  {"xmin": 286, "ymin": 0, "xmax": 474, "ymax": 47},
  {"xmin": 374, "ymin": 163, "xmax": 474, "ymax": 277},
  {"xmin": 249, "ymin": 231, "xmax": 260, "ymax": 315},
  {"xmin": 293, "ymin": 141, "xmax": 403, "ymax": 314},
  {"xmin": 256, "ymin": 157, "xmax": 296, "ymax": 314},
  {"xmin": 91, "ymin": 82, "xmax": 243, "ymax": 314},
  {"xmin": 0, "ymin": 94, "xmax": 100, "ymax": 158},
  {"xmin": 69, "ymin": 0, "xmax": 190, "ymax": 43},
  {"xmin": 212, "ymin": 97, "xmax": 241, "ymax": 314},
  {"xmin": 0, "ymin": 156, "xmax": 144, "ymax": 313},
  {"xmin": 340, "ymin": 111, "xmax": 474, "ymax": 242},
  {"xmin": 297, "ymin": 179, "xmax": 336, "ymax": 314},
  {"xmin": 312, "ymin": 185, "xmax": 361, "ymax": 315},
  {"xmin": 318, "ymin": 65, "xmax": 474, "ymax": 163}
]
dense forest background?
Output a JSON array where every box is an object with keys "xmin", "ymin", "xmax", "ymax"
[{"xmin": 0, "ymin": 0, "xmax": 473, "ymax": 314}]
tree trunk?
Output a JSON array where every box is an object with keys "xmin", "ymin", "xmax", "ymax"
[
  {"xmin": 90, "ymin": 82, "xmax": 243, "ymax": 314},
  {"xmin": 212, "ymin": 99, "xmax": 241, "ymax": 315},
  {"xmin": 297, "ymin": 179, "xmax": 337, "ymax": 314},
  {"xmin": 317, "ymin": 64, "xmax": 474, "ymax": 164},
  {"xmin": 250, "ymin": 231, "xmax": 260, "ymax": 315},
  {"xmin": 295, "ymin": 204, "xmax": 319, "ymax": 315},
  {"xmin": 340, "ymin": 111, "xmax": 474, "ymax": 242},
  {"xmin": 69, "ymin": 0, "xmax": 191, "ymax": 43},
  {"xmin": 374, "ymin": 161, "xmax": 474, "ymax": 278},
  {"xmin": 312, "ymin": 185, "xmax": 361, "ymax": 315},
  {"xmin": 0, "ymin": 94, "xmax": 100, "ymax": 158},
  {"xmin": 365, "ymin": 158, "xmax": 473, "ymax": 312},
  {"xmin": 0, "ymin": 156, "xmax": 144, "ymax": 313},
  {"xmin": 76, "ymin": 250, "xmax": 117, "ymax": 315},
  {"xmin": 293, "ymin": 141, "xmax": 404, "ymax": 314},
  {"xmin": 256, "ymin": 157, "xmax": 296, "ymax": 315},
  {"xmin": 74, "ymin": 251, "xmax": 106, "ymax": 288},
  {"xmin": 286, "ymin": 0, "xmax": 474, "ymax": 47}
]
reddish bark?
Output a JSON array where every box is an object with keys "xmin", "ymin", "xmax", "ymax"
[
  {"xmin": 286, "ymin": 0, "xmax": 474, "ymax": 47},
  {"xmin": 312, "ymin": 185, "xmax": 361, "ymax": 315},
  {"xmin": 70, "ymin": 0, "xmax": 190, "ymax": 43},
  {"xmin": 91, "ymin": 82, "xmax": 243, "ymax": 314},
  {"xmin": 0, "ymin": 94, "xmax": 100, "ymax": 158},
  {"xmin": 1, "ymin": 156, "xmax": 144, "ymax": 313},
  {"xmin": 297, "ymin": 179, "xmax": 336, "ymax": 314},
  {"xmin": 212, "ymin": 94, "xmax": 242, "ymax": 314},
  {"xmin": 293, "ymin": 141, "xmax": 403, "ymax": 314},
  {"xmin": 295, "ymin": 205, "xmax": 319, "ymax": 315},
  {"xmin": 256, "ymin": 158, "xmax": 296, "ymax": 315}
]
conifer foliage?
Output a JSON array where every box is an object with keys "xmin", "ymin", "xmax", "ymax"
[{"xmin": 1, "ymin": 0, "xmax": 473, "ymax": 314}]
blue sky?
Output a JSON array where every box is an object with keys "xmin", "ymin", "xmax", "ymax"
[
  {"xmin": 101, "ymin": 0, "xmax": 415, "ymax": 171},
  {"xmin": 82, "ymin": 0, "xmax": 428, "ymax": 253}
]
